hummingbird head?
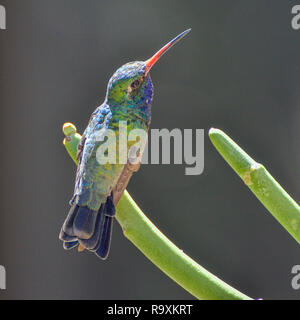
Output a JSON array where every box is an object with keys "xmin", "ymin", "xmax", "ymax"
[
  {"xmin": 105, "ymin": 29, "xmax": 191, "ymax": 121},
  {"xmin": 106, "ymin": 60, "xmax": 152, "ymax": 108}
]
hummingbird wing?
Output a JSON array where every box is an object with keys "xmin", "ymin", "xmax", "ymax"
[
  {"xmin": 73, "ymin": 104, "xmax": 125, "ymax": 209},
  {"xmin": 60, "ymin": 103, "xmax": 125, "ymax": 259}
]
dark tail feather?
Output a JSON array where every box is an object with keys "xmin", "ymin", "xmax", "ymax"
[
  {"xmin": 63, "ymin": 240, "xmax": 78, "ymax": 250},
  {"xmin": 59, "ymin": 229, "xmax": 77, "ymax": 242},
  {"xmin": 62, "ymin": 204, "xmax": 80, "ymax": 236},
  {"xmin": 73, "ymin": 206, "xmax": 98, "ymax": 239},
  {"xmin": 60, "ymin": 193, "xmax": 115, "ymax": 259},
  {"xmin": 94, "ymin": 194, "xmax": 115, "ymax": 259},
  {"xmin": 95, "ymin": 216, "xmax": 114, "ymax": 260},
  {"xmin": 78, "ymin": 203, "xmax": 105, "ymax": 250},
  {"xmin": 105, "ymin": 194, "xmax": 115, "ymax": 217},
  {"xmin": 62, "ymin": 203, "xmax": 98, "ymax": 239}
]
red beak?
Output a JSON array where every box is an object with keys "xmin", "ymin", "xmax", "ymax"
[{"xmin": 145, "ymin": 29, "xmax": 191, "ymax": 75}]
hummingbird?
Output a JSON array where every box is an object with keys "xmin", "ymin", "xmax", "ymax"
[{"xmin": 59, "ymin": 29, "xmax": 191, "ymax": 259}]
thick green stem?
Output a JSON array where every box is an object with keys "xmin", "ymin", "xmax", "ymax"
[
  {"xmin": 62, "ymin": 123, "xmax": 251, "ymax": 300},
  {"xmin": 209, "ymin": 128, "xmax": 300, "ymax": 243}
]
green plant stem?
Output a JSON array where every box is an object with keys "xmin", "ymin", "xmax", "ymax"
[
  {"xmin": 62, "ymin": 123, "xmax": 251, "ymax": 300},
  {"xmin": 209, "ymin": 128, "xmax": 300, "ymax": 244}
]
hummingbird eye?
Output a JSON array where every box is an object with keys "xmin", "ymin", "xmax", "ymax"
[{"xmin": 130, "ymin": 79, "xmax": 140, "ymax": 89}]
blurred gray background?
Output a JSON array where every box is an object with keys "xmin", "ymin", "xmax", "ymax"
[{"xmin": 0, "ymin": 0, "xmax": 299, "ymax": 299}]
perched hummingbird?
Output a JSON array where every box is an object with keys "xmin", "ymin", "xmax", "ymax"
[{"xmin": 59, "ymin": 29, "xmax": 191, "ymax": 259}]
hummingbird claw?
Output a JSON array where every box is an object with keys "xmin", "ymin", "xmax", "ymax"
[{"xmin": 78, "ymin": 244, "xmax": 85, "ymax": 252}]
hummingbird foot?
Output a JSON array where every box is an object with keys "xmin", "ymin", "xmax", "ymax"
[{"xmin": 78, "ymin": 244, "xmax": 85, "ymax": 252}]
